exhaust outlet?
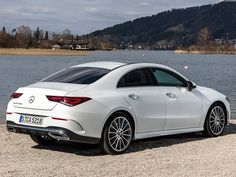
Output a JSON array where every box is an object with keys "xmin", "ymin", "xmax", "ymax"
[
  {"xmin": 7, "ymin": 127, "xmax": 16, "ymax": 133},
  {"xmin": 48, "ymin": 132, "xmax": 69, "ymax": 140}
]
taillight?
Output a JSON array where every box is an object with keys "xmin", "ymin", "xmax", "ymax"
[
  {"xmin": 63, "ymin": 97, "xmax": 91, "ymax": 106},
  {"xmin": 10, "ymin": 93, "xmax": 23, "ymax": 100},
  {"xmin": 46, "ymin": 96, "xmax": 63, "ymax": 102},
  {"xmin": 46, "ymin": 96, "xmax": 91, "ymax": 107}
]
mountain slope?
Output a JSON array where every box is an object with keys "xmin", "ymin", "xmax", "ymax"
[{"xmin": 89, "ymin": 2, "xmax": 236, "ymax": 49}]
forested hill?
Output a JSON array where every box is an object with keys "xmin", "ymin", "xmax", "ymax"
[{"xmin": 89, "ymin": 1, "xmax": 236, "ymax": 49}]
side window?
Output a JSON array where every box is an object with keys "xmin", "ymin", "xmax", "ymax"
[
  {"xmin": 118, "ymin": 68, "xmax": 156, "ymax": 87},
  {"xmin": 151, "ymin": 68, "xmax": 186, "ymax": 87}
]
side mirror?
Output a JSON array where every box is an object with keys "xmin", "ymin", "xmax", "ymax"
[{"xmin": 187, "ymin": 81, "xmax": 196, "ymax": 91}]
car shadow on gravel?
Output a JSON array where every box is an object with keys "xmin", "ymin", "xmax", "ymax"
[{"xmin": 32, "ymin": 122, "xmax": 236, "ymax": 156}]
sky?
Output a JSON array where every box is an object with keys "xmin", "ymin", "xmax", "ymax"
[{"xmin": 0, "ymin": 0, "xmax": 220, "ymax": 35}]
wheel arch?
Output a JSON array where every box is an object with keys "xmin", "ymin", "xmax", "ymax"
[
  {"xmin": 207, "ymin": 101, "xmax": 228, "ymax": 125},
  {"xmin": 101, "ymin": 109, "xmax": 136, "ymax": 139}
]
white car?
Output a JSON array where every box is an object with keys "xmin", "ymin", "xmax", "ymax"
[{"xmin": 6, "ymin": 62, "xmax": 230, "ymax": 154}]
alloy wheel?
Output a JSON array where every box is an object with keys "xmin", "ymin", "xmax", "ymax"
[
  {"xmin": 108, "ymin": 116, "xmax": 132, "ymax": 152},
  {"xmin": 209, "ymin": 106, "xmax": 225, "ymax": 135}
]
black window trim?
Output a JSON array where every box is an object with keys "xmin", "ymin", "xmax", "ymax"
[{"xmin": 117, "ymin": 67, "xmax": 188, "ymax": 88}]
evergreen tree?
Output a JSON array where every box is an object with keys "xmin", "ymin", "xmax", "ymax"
[
  {"xmin": 34, "ymin": 27, "xmax": 40, "ymax": 41},
  {"xmin": 75, "ymin": 35, "xmax": 79, "ymax": 41},
  {"xmin": 44, "ymin": 31, "xmax": 49, "ymax": 40},
  {"xmin": 2, "ymin": 26, "xmax": 6, "ymax": 33},
  {"xmin": 11, "ymin": 28, "xmax": 16, "ymax": 36}
]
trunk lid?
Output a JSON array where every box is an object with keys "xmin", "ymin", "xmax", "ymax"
[{"xmin": 12, "ymin": 82, "xmax": 88, "ymax": 110}]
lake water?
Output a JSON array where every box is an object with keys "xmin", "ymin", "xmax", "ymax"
[{"xmin": 0, "ymin": 50, "xmax": 236, "ymax": 121}]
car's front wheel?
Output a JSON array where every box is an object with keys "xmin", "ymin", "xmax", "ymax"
[
  {"xmin": 204, "ymin": 103, "xmax": 226, "ymax": 137},
  {"xmin": 30, "ymin": 134, "xmax": 57, "ymax": 145},
  {"xmin": 100, "ymin": 112, "xmax": 134, "ymax": 155}
]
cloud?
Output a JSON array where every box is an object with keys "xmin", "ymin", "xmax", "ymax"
[
  {"xmin": 85, "ymin": 7, "xmax": 99, "ymax": 13},
  {"xmin": 15, "ymin": 7, "xmax": 55, "ymax": 15},
  {"xmin": 139, "ymin": 2, "xmax": 151, "ymax": 6},
  {"xmin": 0, "ymin": 0, "xmax": 220, "ymax": 34}
]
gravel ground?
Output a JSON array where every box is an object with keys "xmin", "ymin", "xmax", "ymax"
[{"xmin": 0, "ymin": 120, "xmax": 236, "ymax": 177}]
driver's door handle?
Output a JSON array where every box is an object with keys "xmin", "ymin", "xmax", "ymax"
[
  {"xmin": 128, "ymin": 94, "xmax": 139, "ymax": 100},
  {"xmin": 166, "ymin": 93, "xmax": 176, "ymax": 99}
]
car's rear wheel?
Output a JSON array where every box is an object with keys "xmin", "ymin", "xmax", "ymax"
[
  {"xmin": 100, "ymin": 112, "xmax": 133, "ymax": 155},
  {"xmin": 30, "ymin": 134, "xmax": 57, "ymax": 145},
  {"xmin": 204, "ymin": 103, "xmax": 226, "ymax": 137}
]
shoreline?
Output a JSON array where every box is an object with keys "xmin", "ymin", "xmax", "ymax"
[
  {"xmin": 175, "ymin": 49, "xmax": 236, "ymax": 54},
  {"xmin": 0, "ymin": 48, "xmax": 88, "ymax": 56}
]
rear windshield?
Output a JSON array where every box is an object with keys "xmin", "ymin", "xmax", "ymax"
[{"xmin": 42, "ymin": 67, "xmax": 110, "ymax": 84}]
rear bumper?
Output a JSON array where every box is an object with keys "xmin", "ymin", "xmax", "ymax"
[{"xmin": 6, "ymin": 121, "xmax": 100, "ymax": 144}]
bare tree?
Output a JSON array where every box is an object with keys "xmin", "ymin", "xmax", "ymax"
[
  {"xmin": 52, "ymin": 32, "xmax": 62, "ymax": 44},
  {"xmin": 62, "ymin": 29, "xmax": 71, "ymax": 41},
  {"xmin": 197, "ymin": 27, "xmax": 212, "ymax": 47},
  {"xmin": 16, "ymin": 25, "xmax": 32, "ymax": 48},
  {"xmin": 0, "ymin": 30, "xmax": 8, "ymax": 47}
]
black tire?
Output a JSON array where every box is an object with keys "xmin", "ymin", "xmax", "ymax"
[
  {"xmin": 100, "ymin": 112, "xmax": 134, "ymax": 155},
  {"xmin": 30, "ymin": 134, "xmax": 57, "ymax": 145},
  {"xmin": 203, "ymin": 103, "xmax": 226, "ymax": 137}
]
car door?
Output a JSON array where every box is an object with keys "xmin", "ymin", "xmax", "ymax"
[
  {"xmin": 117, "ymin": 68, "xmax": 166, "ymax": 133},
  {"xmin": 151, "ymin": 68, "xmax": 202, "ymax": 130}
]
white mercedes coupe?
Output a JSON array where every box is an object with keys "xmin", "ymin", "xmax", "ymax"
[{"xmin": 6, "ymin": 62, "xmax": 230, "ymax": 154}]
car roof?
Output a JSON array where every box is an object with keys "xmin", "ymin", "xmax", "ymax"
[
  {"xmin": 72, "ymin": 61, "xmax": 188, "ymax": 83},
  {"xmin": 72, "ymin": 61, "xmax": 173, "ymax": 70},
  {"xmin": 73, "ymin": 61, "xmax": 127, "ymax": 70}
]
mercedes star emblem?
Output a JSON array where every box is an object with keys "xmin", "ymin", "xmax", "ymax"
[{"xmin": 29, "ymin": 96, "xmax": 35, "ymax": 104}]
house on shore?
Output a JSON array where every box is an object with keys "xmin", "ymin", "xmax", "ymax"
[
  {"xmin": 215, "ymin": 38, "xmax": 236, "ymax": 49},
  {"xmin": 74, "ymin": 41, "xmax": 89, "ymax": 50},
  {"xmin": 51, "ymin": 44, "xmax": 61, "ymax": 50},
  {"xmin": 59, "ymin": 40, "xmax": 91, "ymax": 50}
]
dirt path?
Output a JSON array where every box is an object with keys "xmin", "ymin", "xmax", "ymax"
[{"xmin": 0, "ymin": 121, "xmax": 236, "ymax": 177}]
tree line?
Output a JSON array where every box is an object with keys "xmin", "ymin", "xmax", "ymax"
[
  {"xmin": 0, "ymin": 26, "xmax": 50, "ymax": 48},
  {"xmin": 187, "ymin": 27, "xmax": 235, "ymax": 52},
  {"xmin": 0, "ymin": 26, "xmax": 112, "ymax": 50}
]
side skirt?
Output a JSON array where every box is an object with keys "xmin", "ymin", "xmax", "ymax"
[{"xmin": 134, "ymin": 127, "xmax": 204, "ymax": 140}]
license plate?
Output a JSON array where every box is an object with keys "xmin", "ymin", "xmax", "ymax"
[{"xmin": 19, "ymin": 115, "xmax": 44, "ymax": 125}]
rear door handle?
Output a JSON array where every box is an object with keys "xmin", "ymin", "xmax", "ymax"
[
  {"xmin": 128, "ymin": 94, "xmax": 139, "ymax": 100},
  {"xmin": 166, "ymin": 93, "xmax": 176, "ymax": 99}
]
